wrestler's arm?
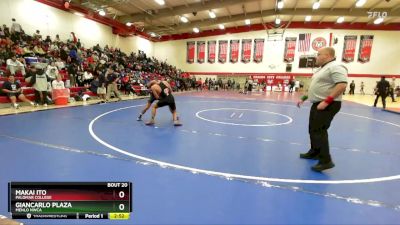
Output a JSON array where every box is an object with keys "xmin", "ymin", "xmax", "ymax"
[
  {"xmin": 151, "ymin": 86, "xmax": 160, "ymax": 99},
  {"xmin": 164, "ymin": 81, "xmax": 173, "ymax": 93}
]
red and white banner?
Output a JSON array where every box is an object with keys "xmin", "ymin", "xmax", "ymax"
[
  {"xmin": 197, "ymin": 41, "xmax": 205, "ymax": 64},
  {"xmin": 358, "ymin": 35, "xmax": 374, "ymax": 63},
  {"xmin": 207, "ymin": 40, "xmax": 216, "ymax": 63},
  {"xmin": 218, "ymin": 40, "xmax": 228, "ymax": 63},
  {"xmin": 284, "ymin": 37, "xmax": 296, "ymax": 63},
  {"xmin": 342, "ymin": 35, "xmax": 357, "ymax": 63},
  {"xmin": 241, "ymin": 39, "xmax": 252, "ymax": 63},
  {"xmin": 253, "ymin": 39, "xmax": 264, "ymax": 63},
  {"xmin": 187, "ymin": 41, "xmax": 195, "ymax": 63},
  {"xmin": 230, "ymin": 40, "xmax": 240, "ymax": 63}
]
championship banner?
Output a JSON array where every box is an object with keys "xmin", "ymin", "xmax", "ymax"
[
  {"xmin": 218, "ymin": 40, "xmax": 228, "ymax": 63},
  {"xmin": 284, "ymin": 37, "xmax": 296, "ymax": 63},
  {"xmin": 250, "ymin": 74, "xmax": 294, "ymax": 87},
  {"xmin": 358, "ymin": 35, "xmax": 374, "ymax": 63},
  {"xmin": 187, "ymin": 41, "xmax": 195, "ymax": 63},
  {"xmin": 253, "ymin": 39, "xmax": 264, "ymax": 63},
  {"xmin": 230, "ymin": 40, "xmax": 240, "ymax": 63},
  {"xmin": 207, "ymin": 40, "xmax": 216, "ymax": 63},
  {"xmin": 197, "ymin": 41, "xmax": 205, "ymax": 64},
  {"xmin": 342, "ymin": 35, "xmax": 357, "ymax": 63},
  {"xmin": 241, "ymin": 39, "xmax": 252, "ymax": 63}
]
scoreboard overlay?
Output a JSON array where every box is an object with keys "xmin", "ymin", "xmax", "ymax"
[{"xmin": 8, "ymin": 182, "xmax": 132, "ymax": 220}]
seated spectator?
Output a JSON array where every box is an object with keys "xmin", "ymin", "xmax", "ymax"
[
  {"xmin": 83, "ymin": 70, "xmax": 94, "ymax": 86},
  {"xmin": 44, "ymin": 35, "xmax": 52, "ymax": 45},
  {"xmin": 55, "ymin": 57, "xmax": 65, "ymax": 70},
  {"xmin": 49, "ymin": 42, "xmax": 59, "ymax": 52},
  {"xmin": 54, "ymin": 34, "xmax": 61, "ymax": 44},
  {"xmin": 0, "ymin": 27, "xmax": 5, "ymax": 38},
  {"xmin": 22, "ymin": 45, "xmax": 34, "ymax": 56},
  {"xmin": 89, "ymin": 76, "xmax": 99, "ymax": 94},
  {"xmin": 122, "ymin": 74, "xmax": 135, "ymax": 95},
  {"xmin": 33, "ymin": 44, "xmax": 46, "ymax": 56},
  {"xmin": 2, "ymin": 24, "xmax": 10, "ymax": 37},
  {"xmin": 1, "ymin": 74, "xmax": 36, "ymax": 109},
  {"xmin": 6, "ymin": 54, "xmax": 26, "ymax": 76},
  {"xmin": 52, "ymin": 74, "xmax": 65, "ymax": 89},
  {"xmin": 46, "ymin": 61, "xmax": 59, "ymax": 80},
  {"xmin": 33, "ymin": 30, "xmax": 42, "ymax": 40},
  {"xmin": 12, "ymin": 43, "xmax": 24, "ymax": 55}
]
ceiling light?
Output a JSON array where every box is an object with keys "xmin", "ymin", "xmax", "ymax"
[
  {"xmin": 355, "ymin": 0, "xmax": 366, "ymax": 7},
  {"xmin": 245, "ymin": 19, "xmax": 251, "ymax": 25},
  {"xmin": 312, "ymin": 1, "xmax": 320, "ymax": 10},
  {"xmin": 180, "ymin": 16, "xmax": 189, "ymax": 23},
  {"xmin": 219, "ymin": 24, "xmax": 225, "ymax": 29},
  {"xmin": 277, "ymin": 0, "xmax": 284, "ymax": 9},
  {"xmin": 193, "ymin": 27, "xmax": 199, "ymax": 33},
  {"xmin": 373, "ymin": 17, "xmax": 384, "ymax": 24},
  {"xmin": 155, "ymin": 0, "xmax": 165, "ymax": 5},
  {"xmin": 305, "ymin": 15, "xmax": 312, "ymax": 21},
  {"xmin": 275, "ymin": 18, "xmax": 281, "ymax": 24},
  {"xmin": 337, "ymin": 16, "xmax": 344, "ymax": 23},
  {"xmin": 98, "ymin": 10, "xmax": 106, "ymax": 16},
  {"xmin": 74, "ymin": 12, "xmax": 84, "ymax": 17},
  {"xmin": 209, "ymin": 11, "xmax": 216, "ymax": 18},
  {"xmin": 126, "ymin": 22, "xmax": 132, "ymax": 26}
]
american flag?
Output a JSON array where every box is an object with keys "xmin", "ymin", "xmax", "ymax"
[{"xmin": 298, "ymin": 33, "xmax": 311, "ymax": 52}]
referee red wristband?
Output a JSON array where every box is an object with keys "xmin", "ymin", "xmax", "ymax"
[{"xmin": 324, "ymin": 96, "xmax": 334, "ymax": 104}]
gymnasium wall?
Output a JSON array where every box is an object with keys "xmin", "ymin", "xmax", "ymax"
[
  {"xmin": 0, "ymin": 0, "xmax": 154, "ymax": 56},
  {"xmin": 154, "ymin": 29, "xmax": 400, "ymax": 94}
]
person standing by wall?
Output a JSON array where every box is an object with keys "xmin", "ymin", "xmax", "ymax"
[
  {"xmin": 373, "ymin": 76, "xmax": 390, "ymax": 109},
  {"xmin": 360, "ymin": 81, "xmax": 365, "ymax": 95},
  {"xmin": 388, "ymin": 77, "xmax": 397, "ymax": 102},
  {"xmin": 296, "ymin": 47, "xmax": 348, "ymax": 172},
  {"xmin": 349, "ymin": 80, "xmax": 355, "ymax": 95}
]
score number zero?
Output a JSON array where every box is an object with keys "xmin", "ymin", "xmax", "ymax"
[{"xmin": 107, "ymin": 183, "xmax": 129, "ymax": 211}]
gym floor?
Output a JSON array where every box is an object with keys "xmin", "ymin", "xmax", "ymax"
[{"xmin": 1, "ymin": 91, "xmax": 399, "ymax": 224}]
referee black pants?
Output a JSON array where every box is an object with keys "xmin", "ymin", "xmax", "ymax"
[{"xmin": 308, "ymin": 101, "xmax": 341, "ymax": 164}]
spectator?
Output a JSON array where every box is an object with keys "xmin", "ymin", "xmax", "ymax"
[
  {"xmin": 105, "ymin": 66, "xmax": 122, "ymax": 101},
  {"xmin": 10, "ymin": 19, "xmax": 22, "ymax": 33},
  {"xmin": 55, "ymin": 57, "xmax": 65, "ymax": 70},
  {"xmin": 46, "ymin": 61, "xmax": 59, "ymax": 81},
  {"xmin": 6, "ymin": 54, "xmax": 26, "ymax": 76},
  {"xmin": 360, "ymin": 81, "xmax": 365, "ymax": 95},
  {"xmin": 29, "ymin": 65, "xmax": 50, "ymax": 106},
  {"xmin": 97, "ymin": 70, "xmax": 107, "ymax": 103},
  {"xmin": 2, "ymin": 24, "xmax": 10, "ymax": 37},
  {"xmin": 0, "ymin": 27, "xmax": 5, "ymax": 38},
  {"xmin": 69, "ymin": 32, "xmax": 77, "ymax": 43},
  {"xmin": 33, "ymin": 30, "xmax": 42, "ymax": 40},
  {"xmin": 54, "ymin": 34, "xmax": 61, "ymax": 44},
  {"xmin": 51, "ymin": 74, "xmax": 65, "ymax": 89},
  {"xmin": 388, "ymin": 77, "xmax": 397, "ymax": 102},
  {"xmin": 33, "ymin": 44, "xmax": 46, "ymax": 56},
  {"xmin": 1, "ymin": 74, "xmax": 36, "ymax": 109},
  {"xmin": 349, "ymin": 80, "xmax": 355, "ymax": 95}
]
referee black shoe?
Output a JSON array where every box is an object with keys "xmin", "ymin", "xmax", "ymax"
[
  {"xmin": 311, "ymin": 162, "xmax": 335, "ymax": 172},
  {"xmin": 299, "ymin": 152, "xmax": 319, "ymax": 160}
]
